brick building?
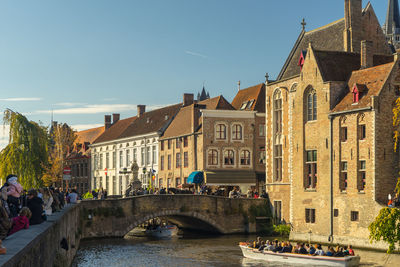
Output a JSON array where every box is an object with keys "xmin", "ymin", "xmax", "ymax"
[
  {"xmin": 266, "ymin": 0, "xmax": 399, "ymax": 247},
  {"xmin": 64, "ymin": 126, "xmax": 104, "ymax": 195},
  {"xmin": 158, "ymin": 85, "xmax": 266, "ymax": 193}
]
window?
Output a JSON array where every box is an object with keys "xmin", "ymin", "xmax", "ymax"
[
  {"xmin": 93, "ymin": 177, "xmax": 97, "ymax": 189},
  {"xmin": 232, "ymin": 124, "xmax": 243, "ymax": 140},
  {"xmin": 152, "ymin": 146, "xmax": 157, "ymax": 164},
  {"xmin": 119, "ymin": 151, "xmax": 123, "ymax": 168},
  {"xmin": 216, "ymin": 124, "xmax": 226, "ymax": 140},
  {"xmin": 340, "ymin": 161, "xmax": 348, "ymax": 191},
  {"xmin": 141, "ymin": 148, "xmax": 145, "ymax": 166},
  {"xmin": 176, "ymin": 153, "xmax": 181, "ymax": 168},
  {"xmin": 305, "ymin": 208, "xmax": 316, "ymax": 223},
  {"xmin": 352, "ymin": 86, "xmax": 360, "ymax": 103},
  {"xmin": 126, "ymin": 150, "xmax": 130, "ymax": 167},
  {"xmin": 161, "ymin": 141, "xmax": 164, "ymax": 151},
  {"xmin": 307, "ymin": 90, "xmax": 317, "ymax": 121},
  {"xmin": 168, "ymin": 140, "xmax": 172, "ymax": 149},
  {"xmin": 358, "ymin": 160, "xmax": 366, "ymax": 191},
  {"xmin": 341, "ymin": 127, "xmax": 348, "ymax": 142},
  {"xmin": 112, "ymin": 152, "xmax": 116, "ymax": 168},
  {"xmin": 160, "ymin": 156, "xmax": 164, "ymax": 170},
  {"xmin": 93, "ymin": 155, "xmax": 98, "ymax": 170},
  {"xmin": 125, "ymin": 175, "xmax": 129, "ymax": 189},
  {"xmin": 208, "ymin": 149, "xmax": 218, "ymax": 165},
  {"xmin": 167, "ymin": 178, "xmax": 171, "ymax": 188},
  {"xmin": 334, "ymin": 209, "xmax": 339, "ymax": 217},
  {"xmin": 168, "ymin": 155, "xmax": 171, "ymax": 170},
  {"xmin": 176, "ymin": 138, "xmax": 181, "ymax": 148},
  {"xmin": 133, "ymin": 148, "xmax": 137, "ymax": 163},
  {"xmin": 106, "ymin": 176, "xmax": 109, "ymax": 191},
  {"xmin": 146, "ymin": 147, "xmax": 151, "ymax": 165},
  {"xmin": 259, "ymin": 124, "xmax": 265, "ymax": 137},
  {"xmin": 259, "ymin": 146, "xmax": 266, "ymax": 164},
  {"xmin": 112, "ymin": 176, "xmax": 116, "ymax": 195},
  {"xmin": 184, "ymin": 152, "xmax": 188, "ymax": 168},
  {"xmin": 106, "ymin": 153, "xmax": 110, "ymax": 169},
  {"xmin": 119, "ymin": 176, "xmax": 123, "ymax": 195},
  {"xmin": 84, "ymin": 163, "xmax": 88, "ymax": 176},
  {"xmin": 351, "ymin": 211, "xmax": 359, "ymax": 221},
  {"xmin": 359, "ymin": 125, "xmax": 366, "ymax": 140},
  {"xmin": 100, "ymin": 154, "xmax": 103, "ymax": 169},
  {"xmin": 224, "ymin": 150, "xmax": 234, "ymax": 165},
  {"xmin": 183, "ymin": 136, "xmax": 188, "ymax": 147},
  {"xmin": 175, "ymin": 178, "xmax": 181, "ymax": 187},
  {"xmin": 240, "ymin": 150, "xmax": 251, "ymax": 165},
  {"xmin": 274, "ymin": 144, "xmax": 282, "ymax": 181},
  {"xmin": 305, "ymin": 150, "xmax": 317, "ymax": 189},
  {"xmin": 273, "ymin": 201, "xmax": 282, "ymax": 224},
  {"xmin": 159, "ymin": 178, "xmax": 163, "ymax": 188},
  {"xmin": 274, "ymin": 90, "xmax": 282, "ymax": 134}
]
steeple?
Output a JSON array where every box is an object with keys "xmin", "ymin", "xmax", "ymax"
[
  {"xmin": 385, "ymin": 0, "xmax": 400, "ymax": 35},
  {"xmin": 197, "ymin": 86, "xmax": 210, "ymax": 101}
]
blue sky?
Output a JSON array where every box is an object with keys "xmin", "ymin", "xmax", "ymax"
[{"xmin": 0, "ymin": 0, "xmax": 388, "ymax": 146}]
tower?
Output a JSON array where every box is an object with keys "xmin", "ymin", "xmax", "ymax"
[
  {"xmin": 383, "ymin": 0, "xmax": 400, "ymax": 50},
  {"xmin": 343, "ymin": 0, "xmax": 362, "ymax": 53}
]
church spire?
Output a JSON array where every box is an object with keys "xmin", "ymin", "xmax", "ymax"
[{"xmin": 385, "ymin": 0, "xmax": 400, "ymax": 35}]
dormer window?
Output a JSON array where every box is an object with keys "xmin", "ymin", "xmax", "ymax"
[
  {"xmin": 352, "ymin": 84, "xmax": 366, "ymax": 104},
  {"xmin": 298, "ymin": 50, "xmax": 307, "ymax": 71}
]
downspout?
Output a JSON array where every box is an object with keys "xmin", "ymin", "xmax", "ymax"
[{"xmin": 328, "ymin": 115, "xmax": 334, "ymax": 243}]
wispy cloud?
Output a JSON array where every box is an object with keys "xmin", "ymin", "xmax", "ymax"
[
  {"xmin": 34, "ymin": 104, "xmax": 170, "ymax": 115},
  {"xmin": 185, "ymin": 50, "xmax": 208, "ymax": 59},
  {"xmin": 0, "ymin": 97, "xmax": 42, "ymax": 102},
  {"xmin": 54, "ymin": 102, "xmax": 87, "ymax": 107},
  {"xmin": 71, "ymin": 124, "xmax": 103, "ymax": 131}
]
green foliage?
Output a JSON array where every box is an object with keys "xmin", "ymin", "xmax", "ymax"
[
  {"xmin": 369, "ymin": 207, "xmax": 400, "ymax": 253},
  {"xmin": 273, "ymin": 224, "xmax": 291, "ymax": 237},
  {"xmin": 0, "ymin": 110, "xmax": 49, "ymax": 188}
]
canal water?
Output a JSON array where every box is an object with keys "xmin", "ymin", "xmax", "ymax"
[{"xmin": 72, "ymin": 231, "xmax": 399, "ymax": 267}]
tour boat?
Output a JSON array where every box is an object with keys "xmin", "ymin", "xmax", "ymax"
[
  {"xmin": 145, "ymin": 225, "xmax": 179, "ymax": 238},
  {"xmin": 239, "ymin": 245, "xmax": 360, "ymax": 267}
]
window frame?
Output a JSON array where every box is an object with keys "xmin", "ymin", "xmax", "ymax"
[
  {"xmin": 306, "ymin": 90, "xmax": 317, "ymax": 121},
  {"xmin": 208, "ymin": 149, "xmax": 218, "ymax": 166},
  {"xmin": 305, "ymin": 150, "xmax": 317, "ymax": 189},
  {"xmin": 216, "ymin": 124, "xmax": 227, "ymax": 140},
  {"xmin": 232, "ymin": 124, "xmax": 243, "ymax": 141},
  {"xmin": 305, "ymin": 208, "xmax": 316, "ymax": 223},
  {"xmin": 240, "ymin": 150, "xmax": 251, "ymax": 166},
  {"xmin": 223, "ymin": 149, "xmax": 235, "ymax": 166}
]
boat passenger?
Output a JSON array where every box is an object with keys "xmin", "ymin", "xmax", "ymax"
[
  {"xmin": 265, "ymin": 241, "xmax": 274, "ymax": 251},
  {"xmin": 258, "ymin": 241, "xmax": 266, "ymax": 251},
  {"xmin": 326, "ymin": 246, "xmax": 335, "ymax": 256},
  {"xmin": 306, "ymin": 244, "xmax": 316, "ymax": 255},
  {"xmin": 299, "ymin": 243, "xmax": 308, "ymax": 254},
  {"xmin": 294, "ymin": 243, "xmax": 300, "ymax": 253},
  {"xmin": 279, "ymin": 242, "xmax": 292, "ymax": 253},
  {"xmin": 253, "ymin": 237, "xmax": 262, "ymax": 248},
  {"xmin": 273, "ymin": 241, "xmax": 282, "ymax": 253},
  {"xmin": 334, "ymin": 246, "xmax": 345, "ymax": 257},
  {"xmin": 314, "ymin": 244, "xmax": 325, "ymax": 256},
  {"xmin": 345, "ymin": 245, "xmax": 355, "ymax": 256}
]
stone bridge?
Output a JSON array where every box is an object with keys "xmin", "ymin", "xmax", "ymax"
[{"xmin": 79, "ymin": 195, "xmax": 270, "ymax": 238}]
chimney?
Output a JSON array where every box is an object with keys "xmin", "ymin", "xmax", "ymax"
[
  {"xmin": 183, "ymin": 93, "xmax": 194, "ymax": 107},
  {"xmin": 104, "ymin": 115, "xmax": 112, "ymax": 129},
  {"xmin": 112, "ymin": 113, "xmax": 120, "ymax": 124},
  {"xmin": 191, "ymin": 105, "xmax": 200, "ymax": 133},
  {"xmin": 137, "ymin": 105, "xmax": 146, "ymax": 117},
  {"xmin": 344, "ymin": 0, "xmax": 362, "ymax": 53},
  {"xmin": 361, "ymin": 40, "xmax": 373, "ymax": 69}
]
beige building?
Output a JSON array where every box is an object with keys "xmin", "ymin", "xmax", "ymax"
[{"xmin": 266, "ymin": 0, "xmax": 399, "ymax": 247}]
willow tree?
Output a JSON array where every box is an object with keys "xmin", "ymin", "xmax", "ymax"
[
  {"xmin": 42, "ymin": 123, "xmax": 76, "ymax": 186},
  {"xmin": 0, "ymin": 109, "xmax": 49, "ymax": 188}
]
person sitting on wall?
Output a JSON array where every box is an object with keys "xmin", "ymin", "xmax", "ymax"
[
  {"xmin": 8, "ymin": 207, "xmax": 31, "ymax": 236},
  {"xmin": 26, "ymin": 189, "xmax": 44, "ymax": 225}
]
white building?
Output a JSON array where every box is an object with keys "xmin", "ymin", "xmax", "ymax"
[{"xmin": 90, "ymin": 104, "xmax": 181, "ymax": 195}]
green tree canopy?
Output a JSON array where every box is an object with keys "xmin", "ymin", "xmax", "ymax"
[{"xmin": 0, "ymin": 109, "xmax": 49, "ymax": 189}]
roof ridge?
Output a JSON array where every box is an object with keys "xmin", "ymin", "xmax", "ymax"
[{"xmin": 305, "ymin": 18, "xmax": 344, "ymax": 35}]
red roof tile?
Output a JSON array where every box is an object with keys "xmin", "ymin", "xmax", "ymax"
[{"xmin": 231, "ymin": 84, "xmax": 265, "ymax": 113}]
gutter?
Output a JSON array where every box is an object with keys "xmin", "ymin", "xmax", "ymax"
[{"xmin": 326, "ymin": 106, "xmax": 373, "ymax": 242}]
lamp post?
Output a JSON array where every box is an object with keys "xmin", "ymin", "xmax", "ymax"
[{"xmin": 119, "ymin": 161, "xmax": 141, "ymax": 196}]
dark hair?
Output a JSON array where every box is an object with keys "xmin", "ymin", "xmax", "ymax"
[{"xmin": 28, "ymin": 189, "xmax": 38, "ymax": 197}]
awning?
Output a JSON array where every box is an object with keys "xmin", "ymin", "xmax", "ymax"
[
  {"xmin": 204, "ymin": 170, "xmax": 256, "ymax": 185},
  {"xmin": 187, "ymin": 171, "xmax": 204, "ymax": 184}
]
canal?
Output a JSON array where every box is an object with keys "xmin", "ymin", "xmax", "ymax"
[{"xmin": 72, "ymin": 231, "xmax": 399, "ymax": 267}]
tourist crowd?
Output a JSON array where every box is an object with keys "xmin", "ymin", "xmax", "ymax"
[
  {"xmin": 249, "ymin": 237, "xmax": 355, "ymax": 257},
  {"xmin": 0, "ymin": 174, "xmax": 80, "ymax": 254}
]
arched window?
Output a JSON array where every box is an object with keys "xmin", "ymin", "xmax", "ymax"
[
  {"xmin": 232, "ymin": 124, "xmax": 242, "ymax": 140},
  {"xmin": 224, "ymin": 150, "xmax": 234, "ymax": 165},
  {"xmin": 274, "ymin": 89, "xmax": 283, "ymax": 182},
  {"xmin": 307, "ymin": 89, "xmax": 317, "ymax": 121},
  {"xmin": 208, "ymin": 149, "xmax": 218, "ymax": 165},
  {"xmin": 216, "ymin": 124, "xmax": 226, "ymax": 140},
  {"xmin": 240, "ymin": 150, "xmax": 251, "ymax": 165}
]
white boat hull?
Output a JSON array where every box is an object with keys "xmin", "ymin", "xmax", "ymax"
[
  {"xmin": 145, "ymin": 225, "xmax": 178, "ymax": 238},
  {"xmin": 239, "ymin": 245, "xmax": 360, "ymax": 267}
]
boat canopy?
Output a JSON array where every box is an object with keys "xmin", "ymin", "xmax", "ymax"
[{"xmin": 187, "ymin": 171, "xmax": 204, "ymax": 184}]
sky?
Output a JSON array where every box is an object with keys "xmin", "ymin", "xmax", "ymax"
[{"xmin": 0, "ymin": 0, "xmax": 389, "ymax": 148}]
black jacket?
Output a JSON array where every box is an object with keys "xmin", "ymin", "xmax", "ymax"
[{"xmin": 27, "ymin": 197, "xmax": 44, "ymax": 225}]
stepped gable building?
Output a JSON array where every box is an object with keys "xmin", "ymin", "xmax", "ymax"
[
  {"xmin": 383, "ymin": 0, "xmax": 400, "ymax": 50},
  {"xmin": 65, "ymin": 125, "xmax": 105, "ymax": 194},
  {"xmin": 266, "ymin": 0, "xmax": 398, "ymax": 248},
  {"xmin": 90, "ymin": 104, "xmax": 181, "ymax": 195}
]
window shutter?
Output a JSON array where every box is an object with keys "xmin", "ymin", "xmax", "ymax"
[
  {"xmin": 357, "ymin": 172, "xmax": 363, "ymax": 191},
  {"xmin": 339, "ymin": 173, "xmax": 345, "ymax": 191},
  {"xmin": 311, "ymin": 209, "xmax": 316, "ymax": 223},
  {"xmin": 304, "ymin": 165, "xmax": 308, "ymax": 189},
  {"xmin": 305, "ymin": 209, "xmax": 310, "ymax": 223}
]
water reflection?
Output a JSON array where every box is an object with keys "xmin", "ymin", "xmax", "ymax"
[{"xmin": 73, "ymin": 232, "xmax": 398, "ymax": 267}]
